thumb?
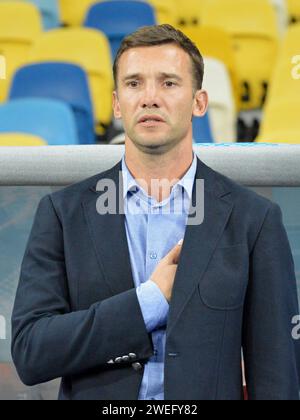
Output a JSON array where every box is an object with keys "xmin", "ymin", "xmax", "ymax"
[{"xmin": 165, "ymin": 239, "xmax": 184, "ymax": 265}]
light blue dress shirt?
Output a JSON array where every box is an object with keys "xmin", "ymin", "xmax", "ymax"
[{"xmin": 121, "ymin": 152, "xmax": 197, "ymax": 400}]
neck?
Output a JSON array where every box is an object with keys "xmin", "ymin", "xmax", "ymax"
[{"xmin": 124, "ymin": 142, "xmax": 194, "ymax": 203}]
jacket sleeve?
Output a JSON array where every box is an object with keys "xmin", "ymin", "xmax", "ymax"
[
  {"xmin": 242, "ymin": 203, "xmax": 300, "ymax": 400},
  {"xmin": 11, "ymin": 194, "xmax": 154, "ymax": 386}
]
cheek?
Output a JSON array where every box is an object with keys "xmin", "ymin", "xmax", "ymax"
[
  {"xmin": 168, "ymin": 90, "xmax": 194, "ymax": 110},
  {"xmin": 118, "ymin": 95, "xmax": 138, "ymax": 115},
  {"xmin": 171, "ymin": 101, "xmax": 194, "ymax": 121}
]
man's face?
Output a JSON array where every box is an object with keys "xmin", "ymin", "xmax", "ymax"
[{"xmin": 113, "ymin": 44, "xmax": 208, "ymax": 154}]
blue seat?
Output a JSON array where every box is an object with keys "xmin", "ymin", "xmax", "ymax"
[
  {"xmin": 25, "ymin": 0, "xmax": 60, "ymax": 30},
  {"xmin": 84, "ymin": 0, "xmax": 156, "ymax": 59},
  {"xmin": 192, "ymin": 113, "xmax": 214, "ymax": 143},
  {"xmin": 9, "ymin": 62, "xmax": 95, "ymax": 144},
  {"xmin": 0, "ymin": 98, "xmax": 79, "ymax": 145}
]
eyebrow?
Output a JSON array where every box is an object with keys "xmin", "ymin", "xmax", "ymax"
[
  {"xmin": 122, "ymin": 73, "xmax": 183, "ymax": 82},
  {"xmin": 159, "ymin": 73, "xmax": 183, "ymax": 81},
  {"xmin": 122, "ymin": 74, "xmax": 140, "ymax": 82}
]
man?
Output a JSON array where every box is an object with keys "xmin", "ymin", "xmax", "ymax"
[{"xmin": 12, "ymin": 24, "xmax": 299, "ymax": 400}]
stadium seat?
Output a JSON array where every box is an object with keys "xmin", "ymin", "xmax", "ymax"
[
  {"xmin": 28, "ymin": 28, "xmax": 113, "ymax": 136},
  {"xmin": 147, "ymin": 0, "xmax": 178, "ymax": 25},
  {"xmin": 265, "ymin": 23, "xmax": 300, "ymax": 103},
  {"xmin": 84, "ymin": 1, "xmax": 156, "ymax": 59},
  {"xmin": 0, "ymin": 1, "xmax": 42, "ymax": 102},
  {"xmin": 192, "ymin": 113, "xmax": 214, "ymax": 144},
  {"xmin": 0, "ymin": 98, "xmax": 79, "ymax": 145},
  {"xmin": 109, "ymin": 132, "xmax": 126, "ymax": 145},
  {"xmin": 182, "ymin": 25, "xmax": 239, "ymax": 108},
  {"xmin": 25, "ymin": 0, "xmax": 60, "ymax": 30},
  {"xmin": 59, "ymin": 0, "xmax": 96, "ymax": 26},
  {"xmin": 256, "ymin": 100, "xmax": 300, "ymax": 144},
  {"xmin": 269, "ymin": 0, "xmax": 288, "ymax": 36},
  {"xmin": 9, "ymin": 62, "xmax": 95, "ymax": 144},
  {"xmin": 287, "ymin": 0, "xmax": 300, "ymax": 24},
  {"xmin": 0, "ymin": 133, "xmax": 47, "ymax": 146},
  {"xmin": 173, "ymin": 0, "xmax": 204, "ymax": 29},
  {"xmin": 203, "ymin": 57, "xmax": 236, "ymax": 143},
  {"xmin": 202, "ymin": 0, "xmax": 279, "ymax": 111}
]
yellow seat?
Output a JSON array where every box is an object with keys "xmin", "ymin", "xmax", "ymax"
[
  {"xmin": 173, "ymin": 0, "xmax": 204, "ymax": 29},
  {"xmin": 0, "ymin": 1, "xmax": 42, "ymax": 102},
  {"xmin": 147, "ymin": 0, "xmax": 178, "ymax": 25},
  {"xmin": 257, "ymin": 25, "xmax": 300, "ymax": 144},
  {"xmin": 287, "ymin": 0, "xmax": 300, "ymax": 24},
  {"xmin": 257, "ymin": 99, "xmax": 300, "ymax": 144},
  {"xmin": 0, "ymin": 133, "xmax": 47, "ymax": 146},
  {"xmin": 28, "ymin": 28, "xmax": 113, "ymax": 135},
  {"xmin": 265, "ymin": 24, "xmax": 300, "ymax": 105},
  {"xmin": 202, "ymin": 0, "xmax": 279, "ymax": 111},
  {"xmin": 59, "ymin": 0, "xmax": 96, "ymax": 26},
  {"xmin": 182, "ymin": 25, "xmax": 239, "ymax": 107}
]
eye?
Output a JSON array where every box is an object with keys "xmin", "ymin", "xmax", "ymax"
[
  {"xmin": 165, "ymin": 81, "xmax": 176, "ymax": 87},
  {"xmin": 127, "ymin": 81, "xmax": 139, "ymax": 88}
]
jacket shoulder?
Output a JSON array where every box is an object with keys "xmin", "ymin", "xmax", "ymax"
[{"xmin": 208, "ymin": 163, "xmax": 278, "ymax": 217}]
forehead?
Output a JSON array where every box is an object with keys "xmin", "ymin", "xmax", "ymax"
[{"xmin": 117, "ymin": 44, "xmax": 193, "ymax": 78}]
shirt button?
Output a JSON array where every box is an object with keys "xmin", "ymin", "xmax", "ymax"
[{"xmin": 149, "ymin": 252, "xmax": 157, "ymax": 260}]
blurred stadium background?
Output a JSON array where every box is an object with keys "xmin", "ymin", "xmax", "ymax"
[{"xmin": 0, "ymin": 0, "xmax": 299, "ymax": 399}]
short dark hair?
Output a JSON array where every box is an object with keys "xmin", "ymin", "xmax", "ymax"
[{"xmin": 113, "ymin": 24, "xmax": 204, "ymax": 92}]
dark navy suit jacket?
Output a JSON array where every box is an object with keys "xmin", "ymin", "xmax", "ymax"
[{"xmin": 11, "ymin": 157, "xmax": 300, "ymax": 399}]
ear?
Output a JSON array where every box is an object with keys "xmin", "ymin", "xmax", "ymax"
[
  {"xmin": 112, "ymin": 91, "xmax": 122, "ymax": 119},
  {"xmin": 192, "ymin": 89, "xmax": 209, "ymax": 117}
]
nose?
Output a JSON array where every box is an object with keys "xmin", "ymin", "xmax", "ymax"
[{"xmin": 140, "ymin": 82, "xmax": 161, "ymax": 109}]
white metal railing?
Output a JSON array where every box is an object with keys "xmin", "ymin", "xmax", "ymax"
[{"xmin": 0, "ymin": 144, "xmax": 300, "ymax": 186}]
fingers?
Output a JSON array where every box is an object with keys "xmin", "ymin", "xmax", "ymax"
[
  {"xmin": 173, "ymin": 240, "xmax": 183, "ymax": 264},
  {"xmin": 164, "ymin": 239, "xmax": 184, "ymax": 264}
]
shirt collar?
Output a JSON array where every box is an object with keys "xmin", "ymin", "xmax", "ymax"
[{"xmin": 121, "ymin": 152, "xmax": 197, "ymax": 201}]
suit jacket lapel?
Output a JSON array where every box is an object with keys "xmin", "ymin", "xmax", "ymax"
[
  {"xmin": 166, "ymin": 158, "xmax": 234, "ymax": 335},
  {"xmin": 82, "ymin": 160, "xmax": 135, "ymax": 296}
]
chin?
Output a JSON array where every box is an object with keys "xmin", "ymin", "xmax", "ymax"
[{"xmin": 139, "ymin": 140, "xmax": 175, "ymax": 156}]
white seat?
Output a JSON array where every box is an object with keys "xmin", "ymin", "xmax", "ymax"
[
  {"xmin": 110, "ymin": 133, "xmax": 125, "ymax": 145},
  {"xmin": 203, "ymin": 57, "xmax": 236, "ymax": 143}
]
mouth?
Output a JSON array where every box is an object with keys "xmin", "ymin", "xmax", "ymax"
[{"xmin": 138, "ymin": 115, "xmax": 166, "ymax": 126}]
